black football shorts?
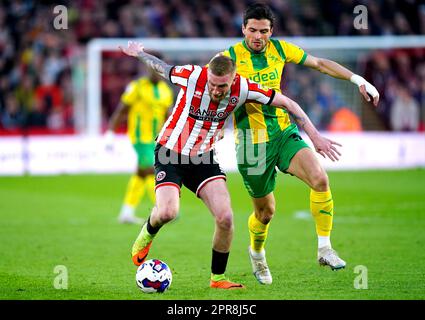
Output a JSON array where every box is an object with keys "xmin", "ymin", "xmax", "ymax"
[{"xmin": 154, "ymin": 144, "xmax": 226, "ymax": 197}]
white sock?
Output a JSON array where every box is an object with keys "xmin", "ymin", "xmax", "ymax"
[
  {"xmin": 249, "ymin": 246, "xmax": 265, "ymax": 259},
  {"xmin": 119, "ymin": 204, "xmax": 135, "ymax": 218},
  {"xmin": 318, "ymin": 236, "xmax": 331, "ymax": 249}
]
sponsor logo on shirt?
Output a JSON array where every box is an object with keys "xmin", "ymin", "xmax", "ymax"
[{"xmin": 188, "ymin": 105, "xmax": 232, "ymax": 122}]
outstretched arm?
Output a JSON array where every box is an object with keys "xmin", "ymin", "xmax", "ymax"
[
  {"xmin": 119, "ymin": 41, "xmax": 173, "ymax": 79},
  {"xmin": 270, "ymin": 93, "xmax": 342, "ymax": 162},
  {"xmin": 103, "ymin": 102, "xmax": 130, "ymax": 150},
  {"xmin": 108, "ymin": 102, "xmax": 129, "ymax": 132},
  {"xmin": 303, "ymin": 55, "xmax": 380, "ymax": 107}
]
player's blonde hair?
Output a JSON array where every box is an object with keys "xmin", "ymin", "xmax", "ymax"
[{"xmin": 208, "ymin": 55, "xmax": 236, "ymax": 76}]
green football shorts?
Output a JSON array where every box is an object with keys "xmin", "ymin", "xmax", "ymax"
[
  {"xmin": 133, "ymin": 142, "xmax": 155, "ymax": 169},
  {"xmin": 236, "ymin": 124, "xmax": 310, "ymax": 198}
]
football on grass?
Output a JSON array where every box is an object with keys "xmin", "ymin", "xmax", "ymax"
[{"xmin": 135, "ymin": 259, "xmax": 172, "ymax": 293}]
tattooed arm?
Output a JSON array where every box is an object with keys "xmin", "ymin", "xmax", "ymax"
[
  {"xmin": 119, "ymin": 41, "xmax": 172, "ymax": 79},
  {"xmin": 270, "ymin": 93, "xmax": 342, "ymax": 161}
]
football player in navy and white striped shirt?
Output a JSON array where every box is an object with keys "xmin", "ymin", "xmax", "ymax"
[{"xmin": 120, "ymin": 41, "xmax": 341, "ymax": 289}]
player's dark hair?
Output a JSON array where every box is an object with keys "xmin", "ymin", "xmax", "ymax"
[
  {"xmin": 243, "ymin": 2, "xmax": 274, "ymax": 28},
  {"xmin": 209, "ymin": 55, "xmax": 236, "ymax": 76}
]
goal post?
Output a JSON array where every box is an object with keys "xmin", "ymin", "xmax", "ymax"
[{"xmin": 85, "ymin": 35, "xmax": 425, "ymax": 135}]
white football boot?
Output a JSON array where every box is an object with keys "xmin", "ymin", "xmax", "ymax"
[
  {"xmin": 318, "ymin": 246, "xmax": 346, "ymax": 270},
  {"xmin": 248, "ymin": 247, "xmax": 273, "ymax": 284},
  {"xmin": 118, "ymin": 205, "xmax": 144, "ymax": 225}
]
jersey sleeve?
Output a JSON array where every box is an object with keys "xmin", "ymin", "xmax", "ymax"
[
  {"xmin": 245, "ymin": 78, "xmax": 276, "ymax": 105},
  {"xmin": 169, "ymin": 64, "xmax": 195, "ymax": 88},
  {"xmin": 281, "ymin": 40, "xmax": 307, "ymax": 65},
  {"xmin": 120, "ymin": 81, "xmax": 138, "ymax": 106}
]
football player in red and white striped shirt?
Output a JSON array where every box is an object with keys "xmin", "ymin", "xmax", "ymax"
[
  {"xmin": 157, "ymin": 62, "xmax": 275, "ymax": 156},
  {"xmin": 120, "ymin": 41, "xmax": 341, "ymax": 289}
]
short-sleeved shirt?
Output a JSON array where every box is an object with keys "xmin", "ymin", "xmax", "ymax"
[
  {"xmin": 121, "ymin": 77, "xmax": 173, "ymax": 144},
  {"xmin": 223, "ymin": 39, "xmax": 307, "ymax": 144},
  {"xmin": 156, "ymin": 64, "xmax": 276, "ymax": 156}
]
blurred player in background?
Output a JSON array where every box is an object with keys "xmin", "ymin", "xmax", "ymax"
[
  {"xmin": 222, "ymin": 3, "xmax": 380, "ymax": 284},
  {"xmin": 120, "ymin": 41, "xmax": 341, "ymax": 289},
  {"xmin": 105, "ymin": 52, "xmax": 173, "ymax": 224}
]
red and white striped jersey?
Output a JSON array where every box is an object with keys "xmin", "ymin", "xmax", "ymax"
[{"xmin": 157, "ymin": 64, "xmax": 275, "ymax": 156}]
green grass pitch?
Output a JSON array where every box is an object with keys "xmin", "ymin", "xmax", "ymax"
[{"xmin": 1, "ymin": 169, "xmax": 424, "ymax": 300}]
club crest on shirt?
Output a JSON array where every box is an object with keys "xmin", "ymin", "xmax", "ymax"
[
  {"xmin": 156, "ymin": 171, "xmax": 166, "ymax": 181},
  {"xmin": 229, "ymin": 96, "xmax": 239, "ymax": 105}
]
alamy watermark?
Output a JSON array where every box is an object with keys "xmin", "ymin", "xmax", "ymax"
[
  {"xmin": 353, "ymin": 5, "xmax": 368, "ymax": 30},
  {"xmin": 53, "ymin": 265, "xmax": 68, "ymax": 289},
  {"xmin": 53, "ymin": 5, "xmax": 68, "ymax": 30},
  {"xmin": 353, "ymin": 265, "xmax": 368, "ymax": 289},
  {"xmin": 156, "ymin": 128, "xmax": 268, "ymax": 175}
]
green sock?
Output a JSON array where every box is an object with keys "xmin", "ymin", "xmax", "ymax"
[
  {"xmin": 131, "ymin": 223, "xmax": 155, "ymax": 256},
  {"xmin": 211, "ymin": 273, "xmax": 226, "ymax": 281}
]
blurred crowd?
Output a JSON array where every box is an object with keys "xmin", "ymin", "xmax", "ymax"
[
  {"xmin": 364, "ymin": 48, "xmax": 425, "ymax": 131},
  {"xmin": 0, "ymin": 0, "xmax": 424, "ymax": 134},
  {"xmin": 0, "ymin": 0, "xmax": 80, "ymax": 133}
]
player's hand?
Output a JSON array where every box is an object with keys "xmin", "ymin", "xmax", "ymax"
[
  {"xmin": 351, "ymin": 74, "xmax": 380, "ymax": 107},
  {"xmin": 311, "ymin": 135, "xmax": 342, "ymax": 162},
  {"xmin": 359, "ymin": 84, "xmax": 380, "ymax": 107},
  {"xmin": 103, "ymin": 130, "xmax": 115, "ymax": 151},
  {"xmin": 119, "ymin": 41, "xmax": 144, "ymax": 57}
]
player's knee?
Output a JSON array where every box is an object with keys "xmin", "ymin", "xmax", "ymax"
[
  {"xmin": 256, "ymin": 202, "xmax": 275, "ymax": 224},
  {"xmin": 137, "ymin": 167, "xmax": 153, "ymax": 178},
  {"xmin": 215, "ymin": 211, "xmax": 234, "ymax": 231},
  {"xmin": 310, "ymin": 171, "xmax": 329, "ymax": 191},
  {"xmin": 136, "ymin": 170, "xmax": 147, "ymax": 178},
  {"xmin": 157, "ymin": 205, "xmax": 179, "ymax": 223}
]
